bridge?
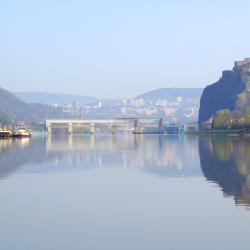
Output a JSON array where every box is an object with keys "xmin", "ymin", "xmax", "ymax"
[{"xmin": 46, "ymin": 118, "xmax": 164, "ymax": 134}]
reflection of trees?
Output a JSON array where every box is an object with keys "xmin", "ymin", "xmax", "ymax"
[
  {"xmin": 199, "ymin": 136, "xmax": 250, "ymax": 207},
  {"xmin": 213, "ymin": 137, "xmax": 232, "ymax": 161}
]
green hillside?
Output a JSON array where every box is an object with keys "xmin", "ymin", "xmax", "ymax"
[{"xmin": 0, "ymin": 87, "xmax": 70, "ymax": 124}]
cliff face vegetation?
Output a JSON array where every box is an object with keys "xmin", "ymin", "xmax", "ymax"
[{"xmin": 199, "ymin": 58, "xmax": 250, "ymax": 129}]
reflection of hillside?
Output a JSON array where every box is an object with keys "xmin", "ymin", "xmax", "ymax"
[
  {"xmin": 0, "ymin": 138, "xmax": 40, "ymax": 180},
  {"xmin": 199, "ymin": 136, "xmax": 250, "ymax": 207},
  {"xmin": 0, "ymin": 138, "xmax": 59, "ymax": 180}
]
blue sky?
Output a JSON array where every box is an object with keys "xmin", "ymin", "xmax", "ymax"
[{"xmin": 1, "ymin": 0, "xmax": 250, "ymax": 98}]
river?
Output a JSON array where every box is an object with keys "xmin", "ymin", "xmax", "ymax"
[{"xmin": 0, "ymin": 134, "xmax": 249, "ymax": 250}]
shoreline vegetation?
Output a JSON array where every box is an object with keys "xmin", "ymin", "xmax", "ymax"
[{"xmin": 190, "ymin": 128, "xmax": 250, "ymax": 135}]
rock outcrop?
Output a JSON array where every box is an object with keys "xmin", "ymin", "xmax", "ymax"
[{"xmin": 199, "ymin": 58, "xmax": 250, "ymax": 128}]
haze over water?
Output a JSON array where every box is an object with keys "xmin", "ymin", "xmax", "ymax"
[{"xmin": 0, "ymin": 135, "xmax": 250, "ymax": 250}]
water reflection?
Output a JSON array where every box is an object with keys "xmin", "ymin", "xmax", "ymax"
[
  {"xmin": 2, "ymin": 135, "xmax": 250, "ymax": 208},
  {"xmin": 46, "ymin": 135, "xmax": 200, "ymax": 176},
  {"xmin": 0, "ymin": 137, "xmax": 50, "ymax": 180},
  {"xmin": 2, "ymin": 135, "xmax": 250, "ymax": 250},
  {"xmin": 0, "ymin": 135, "xmax": 201, "ymax": 179},
  {"xmin": 199, "ymin": 135, "xmax": 250, "ymax": 207}
]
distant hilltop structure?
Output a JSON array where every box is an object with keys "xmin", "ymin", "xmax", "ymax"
[{"xmin": 199, "ymin": 57, "xmax": 250, "ymax": 130}]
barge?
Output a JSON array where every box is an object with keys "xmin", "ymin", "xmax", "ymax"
[
  {"xmin": 13, "ymin": 129, "xmax": 31, "ymax": 138},
  {"xmin": 0, "ymin": 129, "xmax": 12, "ymax": 138}
]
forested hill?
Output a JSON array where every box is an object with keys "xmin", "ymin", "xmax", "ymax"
[{"xmin": 0, "ymin": 87, "xmax": 70, "ymax": 123}]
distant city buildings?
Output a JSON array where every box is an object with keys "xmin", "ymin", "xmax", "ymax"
[{"xmin": 50, "ymin": 94, "xmax": 199, "ymax": 124}]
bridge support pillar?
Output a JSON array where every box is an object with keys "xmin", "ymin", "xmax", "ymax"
[
  {"xmin": 46, "ymin": 123, "xmax": 52, "ymax": 134},
  {"xmin": 134, "ymin": 118, "xmax": 142, "ymax": 134},
  {"xmin": 111, "ymin": 122, "xmax": 117, "ymax": 134},
  {"xmin": 90, "ymin": 122, "xmax": 95, "ymax": 134},
  {"xmin": 159, "ymin": 118, "xmax": 164, "ymax": 134},
  {"xmin": 68, "ymin": 123, "xmax": 73, "ymax": 134}
]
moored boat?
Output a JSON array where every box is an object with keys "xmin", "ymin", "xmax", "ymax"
[
  {"xmin": 13, "ymin": 129, "xmax": 31, "ymax": 138},
  {"xmin": 0, "ymin": 128, "xmax": 12, "ymax": 138}
]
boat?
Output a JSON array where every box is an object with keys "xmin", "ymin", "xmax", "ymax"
[
  {"xmin": 13, "ymin": 129, "xmax": 31, "ymax": 138},
  {"xmin": 0, "ymin": 128, "xmax": 12, "ymax": 138}
]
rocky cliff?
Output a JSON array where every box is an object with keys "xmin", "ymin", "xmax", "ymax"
[{"xmin": 199, "ymin": 58, "xmax": 250, "ymax": 127}]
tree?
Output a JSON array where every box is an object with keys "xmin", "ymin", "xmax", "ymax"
[
  {"xmin": 243, "ymin": 107, "xmax": 250, "ymax": 128},
  {"xmin": 231, "ymin": 110, "xmax": 243, "ymax": 129},
  {"xmin": 213, "ymin": 109, "xmax": 232, "ymax": 129}
]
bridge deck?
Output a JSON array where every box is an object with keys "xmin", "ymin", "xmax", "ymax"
[
  {"xmin": 46, "ymin": 118, "xmax": 162, "ymax": 124},
  {"xmin": 45, "ymin": 118, "xmax": 164, "ymax": 134}
]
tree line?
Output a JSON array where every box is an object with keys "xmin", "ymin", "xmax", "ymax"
[{"xmin": 212, "ymin": 107, "xmax": 250, "ymax": 130}]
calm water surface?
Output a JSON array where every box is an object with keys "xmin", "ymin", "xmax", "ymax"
[{"xmin": 0, "ymin": 134, "xmax": 250, "ymax": 250}]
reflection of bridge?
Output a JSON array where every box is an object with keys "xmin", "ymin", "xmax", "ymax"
[{"xmin": 46, "ymin": 118, "xmax": 164, "ymax": 134}]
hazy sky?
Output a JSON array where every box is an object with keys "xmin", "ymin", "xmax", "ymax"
[{"xmin": 1, "ymin": 0, "xmax": 250, "ymax": 98}]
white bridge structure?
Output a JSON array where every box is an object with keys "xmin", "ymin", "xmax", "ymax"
[{"xmin": 46, "ymin": 118, "xmax": 164, "ymax": 134}]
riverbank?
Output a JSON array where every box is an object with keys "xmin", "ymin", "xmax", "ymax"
[{"xmin": 187, "ymin": 128, "xmax": 250, "ymax": 136}]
